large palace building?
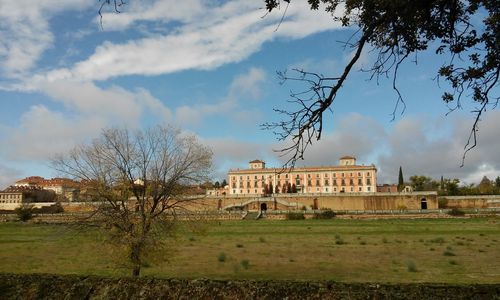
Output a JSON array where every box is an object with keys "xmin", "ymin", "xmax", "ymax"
[{"xmin": 227, "ymin": 156, "xmax": 377, "ymax": 196}]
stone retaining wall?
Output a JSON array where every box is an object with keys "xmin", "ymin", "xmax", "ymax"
[{"xmin": 0, "ymin": 273, "xmax": 498, "ymax": 300}]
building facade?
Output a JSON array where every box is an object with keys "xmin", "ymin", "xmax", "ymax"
[
  {"xmin": 227, "ymin": 156, "xmax": 377, "ymax": 196},
  {"xmin": 14, "ymin": 176, "xmax": 79, "ymax": 201}
]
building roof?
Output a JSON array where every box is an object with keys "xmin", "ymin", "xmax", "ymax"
[
  {"xmin": 15, "ymin": 176, "xmax": 79, "ymax": 188},
  {"xmin": 249, "ymin": 159, "xmax": 264, "ymax": 163},
  {"xmin": 340, "ymin": 155, "xmax": 356, "ymax": 160},
  {"xmin": 15, "ymin": 176, "xmax": 45, "ymax": 185},
  {"xmin": 228, "ymin": 164, "xmax": 376, "ymax": 174}
]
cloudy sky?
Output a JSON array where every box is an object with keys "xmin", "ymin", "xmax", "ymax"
[{"xmin": 0, "ymin": 0, "xmax": 498, "ymax": 189}]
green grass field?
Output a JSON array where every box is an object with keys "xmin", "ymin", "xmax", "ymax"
[{"xmin": 0, "ymin": 217, "xmax": 499, "ymax": 283}]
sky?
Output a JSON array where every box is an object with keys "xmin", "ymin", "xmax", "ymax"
[{"xmin": 0, "ymin": 0, "xmax": 499, "ymax": 189}]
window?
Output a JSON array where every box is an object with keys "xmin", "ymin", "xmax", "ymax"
[
  {"xmin": 316, "ymin": 187, "xmax": 320, "ymax": 192},
  {"xmin": 350, "ymin": 172, "xmax": 353, "ymax": 177},
  {"xmin": 232, "ymin": 183, "xmax": 236, "ymax": 188},
  {"xmin": 358, "ymin": 178, "xmax": 362, "ymax": 185},
  {"xmin": 308, "ymin": 180, "xmax": 312, "ymax": 186},
  {"xmin": 254, "ymin": 176, "xmax": 257, "ymax": 179},
  {"xmin": 367, "ymin": 178, "xmax": 371, "ymax": 185},
  {"xmin": 308, "ymin": 174, "xmax": 311, "ymax": 178},
  {"xmin": 325, "ymin": 180, "xmax": 329, "ymax": 186},
  {"xmin": 296, "ymin": 179, "xmax": 301, "ymax": 185},
  {"xmin": 324, "ymin": 173, "xmax": 328, "ymax": 177},
  {"xmin": 296, "ymin": 174, "xmax": 300, "ymax": 178},
  {"xmin": 366, "ymin": 172, "xmax": 371, "ymax": 177},
  {"xmin": 326, "ymin": 188, "xmax": 329, "ymax": 192},
  {"xmin": 367, "ymin": 186, "xmax": 371, "ymax": 191},
  {"xmin": 316, "ymin": 173, "xmax": 319, "ymax": 178},
  {"xmin": 333, "ymin": 173, "xmax": 336, "ymax": 177},
  {"xmin": 341, "ymin": 173, "xmax": 345, "ymax": 177},
  {"xmin": 358, "ymin": 172, "xmax": 361, "ymax": 176},
  {"xmin": 254, "ymin": 182, "xmax": 258, "ymax": 188},
  {"xmin": 285, "ymin": 174, "xmax": 289, "ymax": 178},
  {"xmin": 239, "ymin": 182, "xmax": 243, "ymax": 188},
  {"xmin": 246, "ymin": 182, "xmax": 250, "ymax": 188},
  {"xmin": 350, "ymin": 187, "xmax": 354, "ymax": 192},
  {"xmin": 316, "ymin": 179, "xmax": 320, "ymax": 186},
  {"xmin": 341, "ymin": 179, "xmax": 346, "ymax": 186},
  {"xmin": 255, "ymin": 189, "xmax": 257, "ymax": 193},
  {"xmin": 349, "ymin": 179, "xmax": 354, "ymax": 185},
  {"xmin": 232, "ymin": 176, "xmax": 236, "ymax": 181},
  {"xmin": 358, "ymin": 187, "xmax": 362, "ymax": 192},
  {"xmin": 334, "ymin": 187, "xmax": 337, "ymax": 192},
  {"xmin": 247, "ymin": 176, "xmax": 249, "ymax": 179}
]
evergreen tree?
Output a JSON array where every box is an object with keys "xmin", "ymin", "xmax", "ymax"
[{"xmin": 397, "ymin": 166, "xmax": 404, "ymax": 191}]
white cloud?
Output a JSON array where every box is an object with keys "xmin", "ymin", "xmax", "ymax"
[
  {"xmin": 0, "ymin": 163, "xmax": 22, "ymax": 190},
  {"xmin": 97, "ymin": 0, "xmax": 204, "ymax": 31},
  {"xmin": 277, "ymin": 113, "xmax": 386, "ymax": 167},
  {"xmin": 260, "ymin": 111, "xmax": 500, "ymax": 186},
  {"xmin": 1, "ymin": 80, "xmax": 173, "ymax": 161},
  {"xmin": 228, "ymin": 67, "xmax": 266, "ymax": 100},
  {"xmin": 377, "ymin": 111, "xmax": 500, "ymax": 185},
  {"xmin": 2, "ymin": 105, "xmax": 106, "ymax": 161},
  {"xmin": 37, "ymin": 1, "xmax": 342, "ymax": 82},
  {"xmin": 0, "ymin": 0, "xmax": 91, "ymax": 77},
  {"xmin": 175, "ymin": 67, "xmax": 266, "ymax": 127}
]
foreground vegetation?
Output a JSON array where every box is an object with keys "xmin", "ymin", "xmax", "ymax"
[{"xmin": 0, "ymin": 218, "xmax": 499, "ymax": 283}]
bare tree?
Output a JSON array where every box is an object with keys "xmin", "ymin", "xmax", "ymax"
[{"xmin": 51, "ymin": 126, "xmax": 212, "ymax": 277}]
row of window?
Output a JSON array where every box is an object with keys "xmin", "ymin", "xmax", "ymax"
[
  {"xmin": 232, "ymin": 172, "xmax": 371, "ymax": 181},
  {"xmin": 0, "ymin": 194, "xmax": 21, "ymax": 200},
  {"xmin": 232, "ymin": 171, "xmax": 372, "ymax": 182},
  {"xmin": 231, "ymin": 185, "xmax": 372, "ymax": 194},
  {"xmin": 0, "ymin": 199, "xmax": 22, "ymax": 203},
  {"xmin": 232, "ymin": 178, "xmax": 372, "ymax": 189}
]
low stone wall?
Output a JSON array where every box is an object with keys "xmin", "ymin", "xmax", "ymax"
[
  {"xmin": 1, "ymin": 273, "xmax": 498, "ymax": 300},
  {"xmin": 202, "ymin": 192, "xmax": 439, "ymax": 211},
  {"xmin": 443, "ymin": 195, "xmax": 500, "ymax": 209}
]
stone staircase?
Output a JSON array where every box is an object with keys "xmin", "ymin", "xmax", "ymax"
[{"xmin": 242, "ymin": 211, "xmax": 262, "ymax": 220}]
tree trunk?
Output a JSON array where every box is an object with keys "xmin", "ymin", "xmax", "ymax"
[{"xmin": 130, "ymin": 242, "xmax": 142, "ymax": 277}]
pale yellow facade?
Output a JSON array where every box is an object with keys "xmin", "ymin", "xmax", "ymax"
[{"xmin": 228, "ymin": 156, "xmax": 377, "ymax": 196}]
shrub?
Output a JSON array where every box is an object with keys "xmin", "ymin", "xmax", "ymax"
[
  {"xmin": 429, "ymin": 237, "xmax": 445, "ymax": 244},
  {"xmin": 15, "ymin": 205, "xmax": 34, "ymax": 222},
  {"xmin": 258, "ymin": 237, "xmax": 266, "ymax": 243},
  {"xmin": 236, "ymin": 243, "xmax": 244, "ymax": 248},
  {"xmin": 335, "ymin": 239, "xmax": 345, "ymax": 245},
  {"xmin": 32, "ymin": 203, "xmax": 64, "ymax": 214},
  {"xmin": 286, "ymin": 212, "xmax": 305, "ymax": 220},
  {"xmin": 241, "ymin": 259, "xmax": 250, "ymax": 269},
  {"xmin": 407, "ymin": 261, "xmax": 417, "ymax": 272},
  {"xmin": 438, "ymin": 198, "xmax": 448, "ymax": 208},
  {"xmin": 448, "ymin": 208, "xmax": 465, "ymax": 216},
  {"xmin": 313, "ymin": 209, "xmax": 336, "ymax": 219},
  {"xmin": 217, "ymin": 252, "xmax": 226, "ymax": 262},
  {"xmin": 449, "ymin": 260, "xmax": 458, "ymax": 265},
  {"xmin": 443, "ymin": 250, "xmax": 456, "ymax": 256}
]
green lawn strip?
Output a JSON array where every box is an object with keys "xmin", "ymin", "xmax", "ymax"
[{"xmin": 0, "ymin": 218, "xmax": 498, "ymax": 283}]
